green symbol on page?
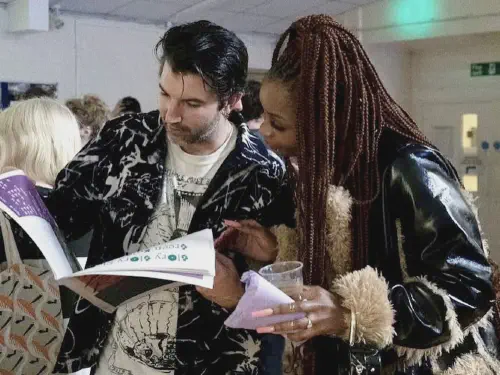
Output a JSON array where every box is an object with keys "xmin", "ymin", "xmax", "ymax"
[
  {"xmin": 182, "ymin": 255, "xmax": 188, "ymax": 261},
  {"xmin": 144, "ymin": 256, "xmax": 151, "ymax": 261},
  {"xmin": 131, "ymin": 257, "xmax": 139, "ymax": 262},
  {"xmin": 168, "ymin": 255, "xmax": 177, "ymax": 261}
]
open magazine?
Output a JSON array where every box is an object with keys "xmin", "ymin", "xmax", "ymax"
[{"xmin": 0, "ymin": 170, "xmax": 215, "ymax": 313}]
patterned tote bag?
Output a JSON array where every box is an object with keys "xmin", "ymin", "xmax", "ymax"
[{"xmin": 0, "ymin": 212, "xmax": 63, "ymax": 375}]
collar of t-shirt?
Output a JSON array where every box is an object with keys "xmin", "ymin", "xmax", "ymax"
[{"xmin": 166, "ymin": 125, "xmax": 237, "ymax": 178}]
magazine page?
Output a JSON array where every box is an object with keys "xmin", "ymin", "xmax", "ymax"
[
  {"xmin": 0, "ymin": 170, "xmax": 81, "ymax": 279},
  {"xmin": 67, "ymin": 229, "xmax": 216, "ymax": 277},
  {"xmin": 60, "ymin": 271, "xmax": 214, "ymax": 313},
  {"xmin": 58, "ymin": 229, "xmax": 216, "ymax": 313}
]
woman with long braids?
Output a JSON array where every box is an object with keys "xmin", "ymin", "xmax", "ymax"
[{"xmin": 220, "ymin": 14, "xmax": 500, "ymax": 374}]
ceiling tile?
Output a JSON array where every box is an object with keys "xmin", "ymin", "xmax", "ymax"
[
  {"xmin": 170, "ymin": 10, "xmax": 234, "ymax": 24},
  {"xmin": 217, "ymin": 13, "xmax": 279, "ymax": 33},
  {"xmin": 209, "ymin": 0, "xmax": 269, "ymax": 13},
  {"xmin": 341, "ymin": 0, "xmax": 379, "ymax": 4},
  {"xmin": 57, "ymin": 0, "xmax": 135, "ymax": 14},
  {"xmin": 259, "ymin": 17, "xmax": 293, "ymax": 35},
  {"xmin": 112, "ymin": 1, "xmax": 186, "ymax": 21},
  {"xmin": 135, "ymin": 0, "xmax": 201, "ymax": 6},
  {"xmin": 303, "ymin": 1, "xmax": 357, "ymax": 17},
  {"xmin": 248, "ymin": 0, "xmax": 329, "ymax": 18}
]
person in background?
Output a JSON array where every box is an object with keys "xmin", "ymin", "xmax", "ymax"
[
  {"xmin": 65, "ymin": 94, "xmax": 110, "ymax": 145},
  {"xmin": 48, "ymin": 20, "xmax": 288, "ymax": 375},
  {"xmin": 0, "ymin": 98, "xmax": 80, "ymax": 189},
  {"xmin": 220, "ymin": 14, "xmax": 499, "ymax": 374},
  {"xmin": 22, "ymin": 85, "xmax": 57, "ymax": 100},
  {"xmin": 228, "ymin": 80, "xmax": 266, "ymax": 143},
  {"xmin": 111, "ymin": 96, "xmax": 142, "ymax": 117},
  {"xmin": 241, "ymin": 80, "xmax": 265, "ymax": 135},
  {"xmin": 0, "ymin": 97, "xmax": 81, "ymax": 355}
]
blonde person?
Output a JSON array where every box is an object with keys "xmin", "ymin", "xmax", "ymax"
[
  {"xmin": 0, "ymin": 98, "xmax": 82, "ymax": 373},
  {"xmin": 0, "ymin": 97, "xmax": 81, "ymax": 269},
  {"xmin": 218, "ymin": 15, "xmax": 499, "ymax": 375},
  {"xmin": 66, "ymin": 94, "xmax": 110, "ymax": 145},
  {"xmin": 0, "ymin": 98, "xmax": 81, "ymax": 187}
]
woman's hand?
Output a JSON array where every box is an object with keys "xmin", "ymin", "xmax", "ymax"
[
  {"xmin": 196, "ymin": 252, "xmax": 244, "ymax": 309},
  {"xmin": 252, "ymin": 286, "xmax": 348, "ymax": 342},
  {"xmin": 215, "ymin": 219, "xmax": 278, "ymax": 262}
]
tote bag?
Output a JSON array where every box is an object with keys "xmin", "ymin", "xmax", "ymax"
[{"xmin": 0, "ymin": 212, "xmax": 63, "ymax": 374}]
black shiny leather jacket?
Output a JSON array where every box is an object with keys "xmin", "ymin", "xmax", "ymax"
[
  {"xmin": 376, "ymin": 143, "xmax": 496, "ymax": 373},
  {"xmin": 315, "ymin": 142, "xmax": 498, "ymax": 374}
]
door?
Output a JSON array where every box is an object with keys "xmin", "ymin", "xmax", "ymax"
[{"xmin": 421, "ymin": 101, "xmax": 500, "ymax": 262}]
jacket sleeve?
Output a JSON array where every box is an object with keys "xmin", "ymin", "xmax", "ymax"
[
  {"xmin": 332, "ymin": 149, "xmax": 494, "ymax": 360},
  {"xmin": 47, "ymin": 119, "xmax": 121, "ymax": 241},
  {"xmin": 387, "ymin": 151, "xmax": 493, "ymax": 350},
  {"xmin": 226, "ymin": 151, "xmax": 294, "ymax": 273},
  {"xmin": 238, "ymin": 150, "xmax": 295, "ymax": 229}
]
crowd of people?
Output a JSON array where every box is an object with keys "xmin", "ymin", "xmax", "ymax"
[{"xmin": 0, "ymin": 14, "xmax": 498, "ymax": 375}]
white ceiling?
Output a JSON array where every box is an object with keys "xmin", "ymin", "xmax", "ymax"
[{"xmin": 1, "ymin": 0, "xmax": 379, "ymax": 35}]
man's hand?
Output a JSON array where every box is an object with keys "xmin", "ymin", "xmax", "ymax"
[{"xmin": 196, "ymin": 252, "xmax": 244, "ymax": 309}]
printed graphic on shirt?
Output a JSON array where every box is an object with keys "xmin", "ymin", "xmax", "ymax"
[
  {"xmin": 107, "ymin": 291, "xmax": 179, "ymax": 373},
  {"xmin": 106, "ymin": 168, "xmax": 212, "ymax": 373}
]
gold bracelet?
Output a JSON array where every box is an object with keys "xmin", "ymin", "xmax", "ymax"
[{"xmin": 349, "ymin": 310, "xmax": 356, "ymax": 346}]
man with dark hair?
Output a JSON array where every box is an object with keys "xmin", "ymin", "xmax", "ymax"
[
  {"xmin": 229, "ymin": 80, "xmax": 265, "ymax": 142},
  {"xmin": 241, "ymin": 80, "xmax": 264, "ymax": 126},
  {"xmin": 49, "ymin": 21, "xmax": 287, "ymax": 375},
  {"xmin": 112, "ymin": 96, "xmax": 142, "ymax": 117}
]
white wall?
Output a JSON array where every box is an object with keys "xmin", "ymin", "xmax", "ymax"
[
  {"xmin": 365, "ymin": 43, "xmax": 412, "ymax": 113},
  {"xmin": 411, "ymin": 33, "xmax": 500, "ymax": 132},
  {"xmin": 410, "ymin": 33, "xmax": 500, "ymax": 261},
  {"xmin": 240, "ymin": 33, "xmax": 276, "ymax": 71},
  {"xmin": 334, "ymin": 10, "xmax": 413, "ymax": 114},
  {"xmin": 0, "ymin": 9, "xmax": 77, "ymax": 105},
  {"xmin": 0, "ymin": 9, "xmax": 275, "ymax": 111}
]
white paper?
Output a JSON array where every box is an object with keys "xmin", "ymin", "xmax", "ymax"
[
  {"xmin": 75, "ymin": 229, "xmax": 216, "ymax": 278},
  {"xmin": 62, "ymin": 269, "xmax": 214, "ymax": 289},
  {"xmin": 225, "ymin": 271, "xmax": 306, "ymax": 330}
]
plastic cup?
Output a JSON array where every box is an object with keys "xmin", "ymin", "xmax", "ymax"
[{"xmin": 258, "ymin": 261, "xmax": 303, "ymax": 293}]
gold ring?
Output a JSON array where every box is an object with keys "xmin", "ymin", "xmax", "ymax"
[
  {"xmin": 289, "ymin": 303, "xmax": 296, "ymax": 312},
  {"xmin": 306, "ymin": 318, "xmax": 313, "ymax": 329}
]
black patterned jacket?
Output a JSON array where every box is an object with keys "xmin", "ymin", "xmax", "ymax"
[{"xmin": 47, "ymin": 111, "xmax": 289, "ymax": 374}]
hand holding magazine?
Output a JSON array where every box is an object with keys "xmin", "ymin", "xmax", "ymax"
[{"xmin": 0, "ymin": 170, "xmax": 215, "ymax": 313}]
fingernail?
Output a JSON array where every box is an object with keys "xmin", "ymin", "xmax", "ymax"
[
  {"xmin": 256, "ymin": 326, "xmax": 275, "ymax": 334},
  {"xmin": 224, "ymin": 220, "xmax": 241, "ymax": 227},
  {"xmin": 252, "ymin": 309, "xmax": 274, "ymax": 318}
]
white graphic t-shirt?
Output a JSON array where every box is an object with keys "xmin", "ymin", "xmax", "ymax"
[{"xmin": 97, "ymin": 127, "xmax": 237, "ymax": 374}]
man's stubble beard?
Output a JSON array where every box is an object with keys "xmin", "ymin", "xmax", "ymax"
[{"xmin": 184, "ymin": 111, "xmax": 223, "ymax": 145}]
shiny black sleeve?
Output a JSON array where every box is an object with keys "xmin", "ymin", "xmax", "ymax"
[{"xmin": 386, "ymin": 149, "xmax": 494, "ymax": 349}]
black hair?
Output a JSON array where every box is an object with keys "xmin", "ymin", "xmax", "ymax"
[
  {"xmin": 23, "ymin": 86, "xmax": 56, "ymax": 100},
  {"xmin": 155, "ymin": 20, "xmax": 248, "ymax": 105},
  {"xmin": 240, "ymin": 80, "xmax": 263, "ymax": 122},
  {"xmin": 120, "ymin": 96, "xmax": 141, "ymax": 114},
  {"xmin": 228, "ymin": 110, "xmax": 245, "ymax": 125}
]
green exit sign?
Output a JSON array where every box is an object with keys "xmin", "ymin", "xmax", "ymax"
[{"xmin": 471, "ymin": 62, "xmax": 500, "ymax": 77}]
